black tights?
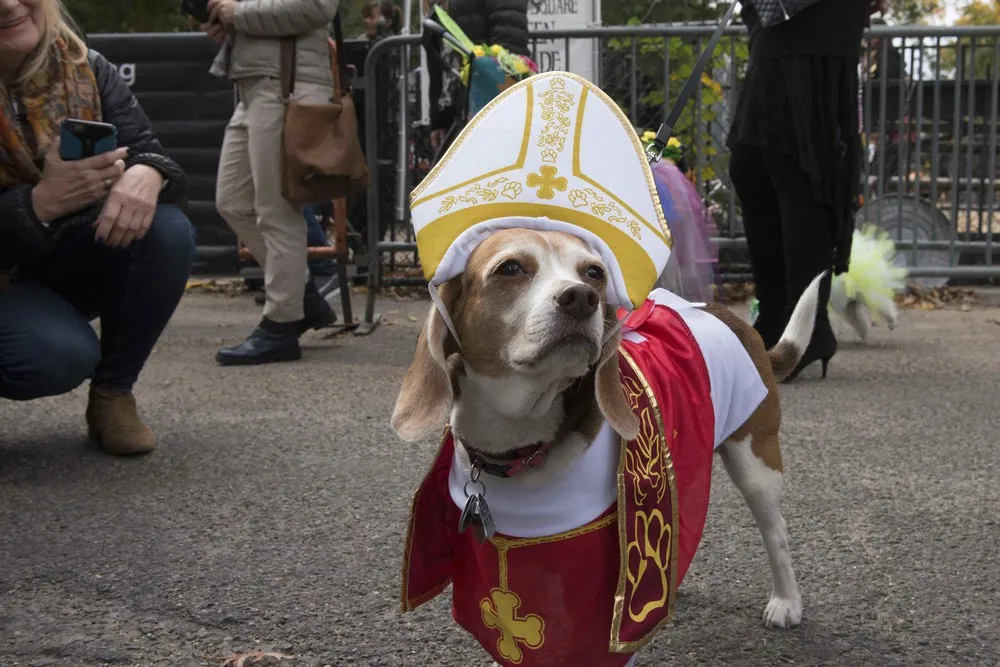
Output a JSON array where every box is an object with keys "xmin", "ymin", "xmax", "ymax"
[{"xmin": 730, "ymin": 142, "xmax": 834, "ymax": 348}]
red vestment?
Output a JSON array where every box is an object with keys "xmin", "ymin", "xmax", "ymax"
[{"xmin": 402, "ymin": 302, "xmax": 717, "ymax": 666}]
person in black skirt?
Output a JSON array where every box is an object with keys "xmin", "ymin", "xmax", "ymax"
[{"xmin": 728, "ymin": 0, "xmax": 884, "ymax": 381}]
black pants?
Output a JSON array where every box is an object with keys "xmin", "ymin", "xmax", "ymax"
[
  {"xmin": 729, "ymin": 143, "xmax": 833, "ymax": 347},
  {"xmin": 0, "ymin": 204, "xmax": 195, "ymax": 400}
]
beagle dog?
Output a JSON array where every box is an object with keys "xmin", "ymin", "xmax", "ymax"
[{"xmin": 392, "ymin": 228, "xmax": 822, "ymax": 664}]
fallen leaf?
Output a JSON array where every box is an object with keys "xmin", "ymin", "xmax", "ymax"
[{"xmin": 221, "ymin": 651, "xmax": 294, "ymax": 667}]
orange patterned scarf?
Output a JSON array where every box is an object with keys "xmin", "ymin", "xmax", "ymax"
[{"xmin": 0, "ymin": 37, "xmax": 102, "ymax": 188}]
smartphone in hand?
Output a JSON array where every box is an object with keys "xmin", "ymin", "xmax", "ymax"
[
  {"xmin": 59, "ymin": 119, "xmax": 118, "ymax": 161},
  {"xmin": 182, "ymin": 0, "xmax": 212, "ymax": 24}
]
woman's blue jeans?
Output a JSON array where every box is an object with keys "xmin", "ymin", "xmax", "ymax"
[{"xmin": 0, "ymin": 204, "xmax": 195, "ymax": 400}]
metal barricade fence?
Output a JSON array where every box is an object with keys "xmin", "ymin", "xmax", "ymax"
[{"xmin": 360, "ymin": 25, "xmax": 1000, "ymax": 328}]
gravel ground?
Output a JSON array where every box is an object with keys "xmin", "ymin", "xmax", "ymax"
[{"xmin": 2, "ymin": 291, "xmax": 999, "ymax": 667}]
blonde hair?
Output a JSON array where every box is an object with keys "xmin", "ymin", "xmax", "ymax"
[{"xmin": 16, "ymin": 0, "xmax": 89, "ymax": 86}]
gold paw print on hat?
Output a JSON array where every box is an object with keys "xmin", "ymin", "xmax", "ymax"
[{"xmin": 410, "ymin": 72, "xmax": 673, "ymax": 310}]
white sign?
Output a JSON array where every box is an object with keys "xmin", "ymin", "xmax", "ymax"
[{"xmin": 527, "ymin": 0, "xmax": 601, "ymax": 84}]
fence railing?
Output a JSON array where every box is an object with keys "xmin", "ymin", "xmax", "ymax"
[{"xmin": 360, "ymin": 25, "xmax": 1000, "ymax": 327}]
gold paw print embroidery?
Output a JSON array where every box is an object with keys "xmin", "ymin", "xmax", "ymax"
[
  {"xmin": 626, "ymin": 509, "xmax": 671, "ymax": 623},
  {"xmin": 501, "ymin": 181, "xmax": 523, "ymax": 200},
  {"xmin": 568, "ymin": 189, "xmax": 589, "ymax": 208}
]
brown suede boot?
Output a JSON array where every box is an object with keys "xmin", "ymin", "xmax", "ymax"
[{"xmin": 86, "ymin": 386, "xmax": 157, "ymax": 455}]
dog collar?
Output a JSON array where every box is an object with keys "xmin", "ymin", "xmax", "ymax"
[{"xmin": 460, "ymin": 439, "xmax": 554, "ymax": 478}]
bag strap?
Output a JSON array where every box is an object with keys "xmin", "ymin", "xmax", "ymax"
[
  {"xmin": 281, "ymin": 12, "xmax": 348, "ymax": 101},
  {"xmin": 645, "ymin": 1, "xmax": 740, "ymax": 163},
  {"xmin": 280, "ymin": 36, "xmax": 297, "ymax": 100},
  {"xmin": 332, "ymin": 12, "xmax": 350, "ymax": 96}
]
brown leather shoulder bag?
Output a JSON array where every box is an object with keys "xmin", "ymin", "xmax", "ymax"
[{"xmin": 279, "ymin": 13, "xmax": 369, "ymax": 205}]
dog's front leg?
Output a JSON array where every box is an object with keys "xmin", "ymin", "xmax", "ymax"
[{"xmin": 719, "ymin": 438, "xmax": 802, "ymax": 629}]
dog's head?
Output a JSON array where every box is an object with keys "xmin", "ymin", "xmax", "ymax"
[{"xmin": 391, "ymin": 228, "xmax": 639, "ymax": 443}]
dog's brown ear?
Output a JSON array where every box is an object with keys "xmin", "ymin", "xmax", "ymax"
[
  {"xmin": 391, "ymin": 281, "xmax": 461, "ymax": 441},
  {"xmin": 594, "ymin": 309, "xmax": 639, "ymax": 440}
]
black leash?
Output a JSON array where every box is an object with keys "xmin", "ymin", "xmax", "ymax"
[{"xmin": 645, "ymin": 1, "xmax": 741, "ymax": 163}]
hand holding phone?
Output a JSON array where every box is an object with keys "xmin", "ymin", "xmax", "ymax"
[
  {"xmin": 32, "ymin": 142, "xmax": 128, "ymax": 224},
  {"xmin": 59, "ymin": 118, "xmax": 118, "ymax": 161}
]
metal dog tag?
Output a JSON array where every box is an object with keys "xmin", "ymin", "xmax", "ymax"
[
  {"xmin": 459, "ymin": 493, "xmax": 480, "ymax": 534},
  {"xmin": 459, "ymin": 493, "xmax": 496, "ymax": 545},
  {"xmin": 473, "ymin": 494, "xmax": 496, "ymax": 544}
]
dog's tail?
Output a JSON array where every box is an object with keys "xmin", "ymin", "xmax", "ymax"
[{"xmin": 768, "ymin": 272, "xmax": 826, "ymax": 382}]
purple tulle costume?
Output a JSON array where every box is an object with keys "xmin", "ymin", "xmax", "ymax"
[{"xmin": 650, "ymin": 160, "xmax": 719, "ymax": 303}]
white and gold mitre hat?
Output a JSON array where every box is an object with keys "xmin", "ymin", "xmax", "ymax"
[{"xmin": 410, "ymin": 71, "xmax": 672, "ymax": 310}]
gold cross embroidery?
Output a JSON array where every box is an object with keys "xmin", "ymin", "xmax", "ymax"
[
  {"xmin": 480, "ymin": 588, "xmax": 544, "ymax": 664},
  {"xmin": 526, "ymin": 165, "xmax": 568, "ymax": 200}
]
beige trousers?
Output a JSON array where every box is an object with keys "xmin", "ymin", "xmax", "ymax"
[{"xmin": 216, "ymin": 76, "xmax": 333, "ymax": 323}]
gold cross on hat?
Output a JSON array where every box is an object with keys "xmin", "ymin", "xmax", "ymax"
[{"xmin": 526, "ymin": 165, "xmax": 568, "ymax": 200}]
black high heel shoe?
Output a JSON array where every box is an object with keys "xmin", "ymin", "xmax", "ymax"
[{"xmin": 782, "ymin": 316, "xmax": 837, "ymax": 383}]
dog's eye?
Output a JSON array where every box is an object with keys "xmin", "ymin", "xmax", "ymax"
[
  {"xmin": 585, "ymin": 265, "xmax": 605, "ymax": 281},
  {"xmin": 496, "ymin": 260, "xmax": 525, "ymax": 277}
]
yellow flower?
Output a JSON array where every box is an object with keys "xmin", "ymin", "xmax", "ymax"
[
  {"xmin": 700, "ymin": 72, "xmax": 722, "ymax": 94},
  {"xmin": 642, "ymin": 130, "xmax": 656, "ymax": 142},
  {"xmin": 472, "ymin": 45, "xmax": 486, "ymax": 57},
  {"xmin": 667, "ymin": 137, "xmax": 682, "ymax": 149},
  {"xmin": 513, "ymin": 59, "xmax": 529, "ymax": 74},
  {"xmin": 489, "ymin": 44, "xmax": 503, "ymax": 57}
]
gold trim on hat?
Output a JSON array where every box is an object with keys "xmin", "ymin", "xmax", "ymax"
[
  {"xmin": 572, "ymin": 88, "xmax": 669, "ymax": 244},
  {"xmin": 411, "ymin": 72, "xmax": 673, "ymax": 250},
  {"xmin": 411, "ymin": 85, "xmax": 536, "ymax": 208},
  {"xmin": 415, "ymin": 202, "xmax": 659, "ymax": 308}
]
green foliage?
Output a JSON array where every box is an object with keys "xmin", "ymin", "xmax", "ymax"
[
  {"xmin": 64, "ymin": 0, "xmax": 193, "ymax": 33},
  {"xmin": 602, "ymin": 0, "xmax": 721, "ymax": 25},
  {"xmin": 882, "ymin": 0, "xmax": 942, "ymax": 24},
  {"xmin": 600, "ymin": 4, "xmax": 744, "ymax": 181},
  {"xmin": 939, "ymin": 1, "xmax": 1000, "ymax": 80},
  {"xmin": 339, "ymin": 0, "xmax": 371, "ymax": 40},
  {"xmin": 63, "ymin": 0, "xmax": 374, "ymax": 35}
]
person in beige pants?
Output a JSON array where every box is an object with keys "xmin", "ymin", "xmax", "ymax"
[{"xmin": 203, "ymin": 0, "xmax": 340, "ymax": 366}]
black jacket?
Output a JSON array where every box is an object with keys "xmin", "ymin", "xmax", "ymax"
[
  {"xmin": 448, "ymin": 0, "xmax": 530, "ymax": 56},
  {"xmin": 0, "ymin": 49, "xmax": 188, "ymax": 272},
  {"xmin": 743, "ymin": 0, "xmax": 868, "ymax": 61}
]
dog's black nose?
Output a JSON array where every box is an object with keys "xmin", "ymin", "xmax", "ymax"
[{"xmin": 556, "ymin": 284, "xmax": 599, "ymax": 321}]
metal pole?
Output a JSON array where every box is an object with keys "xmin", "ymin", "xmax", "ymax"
[
  {"xmin": 395, "ymin": 43, "xmax": 410, "ymax": 229},
  {"xmin": 950, "ymin": 43, "xmax": 963, "ymax": 267},
  {"xmin": 359, "ymin": 36, "xmax": 419, "ymax": 332},
  {"xmin": 964, "ymin": 38, "xmax": 977, "ymax": 244},
  {"xmin": 985, "ymin": 39, "xmax": 999, "ymax": 268}
]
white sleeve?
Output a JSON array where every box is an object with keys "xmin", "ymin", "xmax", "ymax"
[{"xmin": 671, "ymin": 308, "xmax": 769, "ymax": 447}]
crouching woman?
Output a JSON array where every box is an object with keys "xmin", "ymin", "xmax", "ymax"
[{"xmin": 0, "ymin": 0, "xmax": 195, "ymax": 455}]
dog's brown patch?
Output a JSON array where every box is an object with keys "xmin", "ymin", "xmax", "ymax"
[{"xmin": 704, "ymin": 304, "xmax": 784, "ymax": 473}]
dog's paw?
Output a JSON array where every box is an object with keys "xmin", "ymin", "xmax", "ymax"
[{"xmin": 762, "ymin": 595, "xmax": 802, "ymax": 629}]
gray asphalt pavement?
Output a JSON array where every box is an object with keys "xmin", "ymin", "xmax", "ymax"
[{"xmin": 2, "ymin": 290, "xmax": 999, "ymax": 667}]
